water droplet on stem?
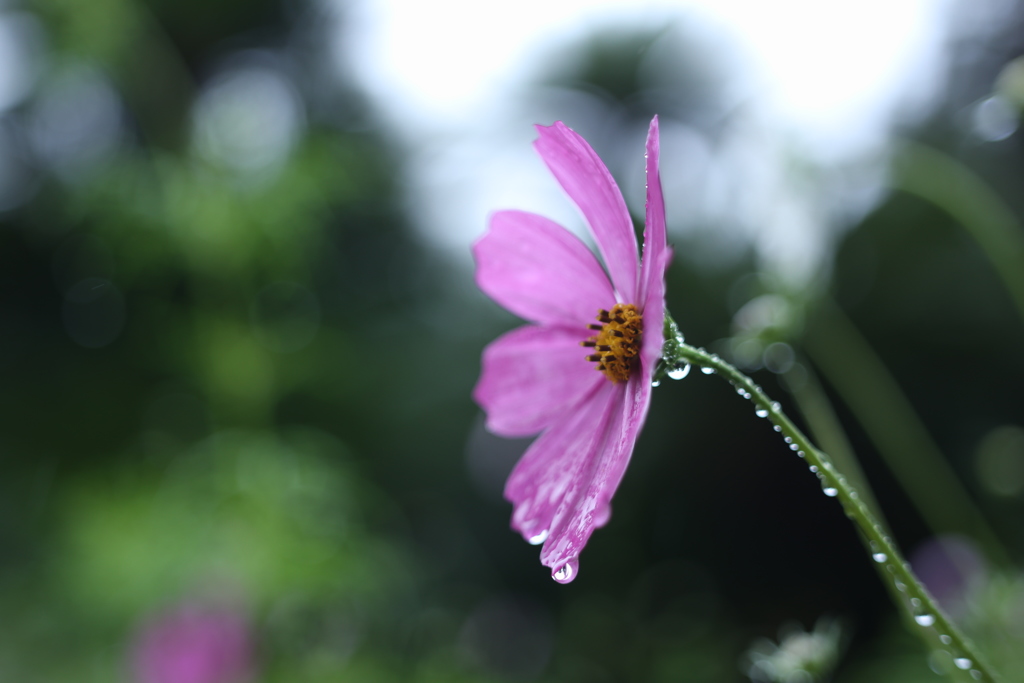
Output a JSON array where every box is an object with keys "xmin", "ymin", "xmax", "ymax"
[{"xmin": 668, "ymin": 363, "xmax": 690, "ymax": 380}]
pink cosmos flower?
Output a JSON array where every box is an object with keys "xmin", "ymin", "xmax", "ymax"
[
  {"xmin": 472, "ymin": 116, "xmax": 670, "ymax": 583},
  {"xmin": 131, "ymin": 601, "xmax": 253, "ymax": 683}
]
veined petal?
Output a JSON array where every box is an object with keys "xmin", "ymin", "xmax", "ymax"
[
  {"xmin": 639, "ymin": 116, "xmax": 670, "ymax": 371},
  {"xmin": 504, "ymin": 380, "xmax": 617, "ymax": 544},
  {"xmin": 534, "ymin": 122, "xmax": 639, "ymax": 303},
  {"xmin": 474, "ymin": 325, "xmax": 605, "ymax": 438},
  {"xmin": 539, "ymin": 374, "xmax": 652, "ymax": 581},
  {"xmin": 474, "ymin": 210, "xmax": 615, "ymax": 327}
]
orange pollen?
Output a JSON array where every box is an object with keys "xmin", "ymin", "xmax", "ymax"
[{"xmin": 581, "ymin": 303, "xmax": 643, "ymax": 384}]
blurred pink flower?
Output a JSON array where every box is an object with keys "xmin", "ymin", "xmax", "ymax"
[
  {"xmin": 473, "ymin": 116, "xmax": 670, "ymax": 583},
  {"xmin": 132, "ymin": 602, "xmax": 253, "ymax": 683}
]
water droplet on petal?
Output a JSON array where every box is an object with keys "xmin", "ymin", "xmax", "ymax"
[
  {"xmin": 700, "ymin": 365, "xmax": 715, "ymax": 375},
  {"xmin": 528, "ymin": 530, "xmax": 548, "ymax": 545},
  {"xmin": 872, "ymin": 552, "xmax": 887, "ymax": 563},
  {"xmin": 552, "ymin": 559, "xmax": 578, "ymax": 584},
  {"xmin": 822, "ymin": 486, "xmax": 838, "ymax": 497},
  {"xmin": 755, "ymin": 407, "xmax": 769, "ymax": 418},
  {"xmin": 954, "ymin": 658, "xmax": 972, "ymax": 670},
  {"xmin": 668, "ymin": 363, "xmax": 690, "ymax": 380}
]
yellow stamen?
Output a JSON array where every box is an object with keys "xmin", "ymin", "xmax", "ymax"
[{"xmin": 581, "ymin": 303, "xmax": 642, "ymax": 383}]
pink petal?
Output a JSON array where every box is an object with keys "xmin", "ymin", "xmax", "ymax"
[
  {"xmin": 534, "ymin": 122, "xmax": 639, "ymax": 304},
  {"xmin": 474, "ymin": 210, "xmax": 616, "ymax": 327},
  {"xmin": 474, "ymin": 325, "xmax": 605, "ymax": 438},
  {"xmin": 639, "ymin": 116, "xmax": 670, "ymax": 371},
  {"xmin": 504, "ymin": 380, "xmax": 618, "ymax": 544},
  {"xmin": 538, "ymin": 374, "xmax": 652, "ymax": 581}
]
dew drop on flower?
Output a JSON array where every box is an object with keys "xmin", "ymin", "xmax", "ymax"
[
  {"xmin": 954, "ymin": 658, "xmax": 973, "ymax": 670},
  {"xmin": 872, "ymin": 552, "xmax": 887, "ymax": 563},
  {"xmin": 755, "ymin": 407, "xmax": 769, "ymax": 418},
  {"xmin": 667, "ymin": 363, "xmax": 690, "ymax": 380},
  {"xmin": 552, "ymin": 559, "xmax": 578, "ymax": 584},
  {"xmin": 528, "ymin": 530, "xmax": 549, "ymax": 546},
  {"xmin": 914, "ymin": 614, "xmax": 935, "ymax": 627}
]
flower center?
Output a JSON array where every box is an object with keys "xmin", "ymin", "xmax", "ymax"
[{"xmin": 582, "ymin": 303, "xmax": 643, "ymax": 384}]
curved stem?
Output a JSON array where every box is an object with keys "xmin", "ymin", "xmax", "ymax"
[
  {"xmin": 805, "ymin": 299, "xmax": 1011, "ymax": 569},
  {"xmin": 660, "ymin": 316, "xmax": 1000, "ymax": 683}
]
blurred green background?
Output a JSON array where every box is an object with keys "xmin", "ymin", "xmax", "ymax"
[{"xmin": 1, "ymin": 0, "xmax": 1024, "ymax": 681}]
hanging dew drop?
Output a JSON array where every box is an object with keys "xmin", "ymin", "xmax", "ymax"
[
  {"xmin": 652, "ymin": 379, "xmax": 661, "ymax": 387},
  {"xmin": 528, "ymin": 530, "xmax": 549, "ymax": 545},
  {"xmin": 773, "ymin": 425, "xmax": 782, "ymax": 432},
  {"xmin": 939, "ymin": 635, "xmax": 952, "ymax": 645},
  {"xmin": 784, "ymin": 436, "xmax": 793, "ymax": 444},
  {"xmin": 809, "ymin": 465, "xmax": 818, "ymax": 473},
  {"xmin": 755, "ymin": 407, "xmax": 769, "ymax": 418},
  {"xmin": 797, "ymin": 451, "xmax": 805, "ymax": 458},
  {"xmin": 914, "ymin": 614, "xmax": 935, "ymax": 627},
  {"xmin": 872, "ymin": 552, "xmax": 887, "ymax": 563},
  {"xmin": 700, "ymin": 365, "xmax": 715, "ymax": 374},
  {"xmin": 668, "ymin": 363, "xmax": 691, "ymax": 380},
  {"xmin": 771, "ymin": 401, "xmax": 781, "ymax": 411},
  {"xmin": 552, "ymin": 559, "xmax": 577, "ymax": 583},
  {"xmin": 954, "ymin": 658, "xmax": 972, "ymax": 670},
  {"xmin": 789, "ymin": 443, "xmax": 800, "ymax": 451},
  {"xmin": 822, "ymin": 486, "xmax": 838, "ymax": 497}
]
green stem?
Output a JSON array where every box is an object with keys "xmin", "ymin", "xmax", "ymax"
[
  {"xmin": 783, "ymin": 360, "xmax": 885, "ymax": 523},
  {"xmin": 805, "ymin": 300, "xmax": 1011, "ymax": 569},
  {"xmin": 661, "ymin": 315, "xmax": 1000, "ymax": 683}
]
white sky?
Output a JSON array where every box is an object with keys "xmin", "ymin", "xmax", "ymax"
[{"xmin": 328, "ymin": 0, "xmax": 1009, "ymax": 280}]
